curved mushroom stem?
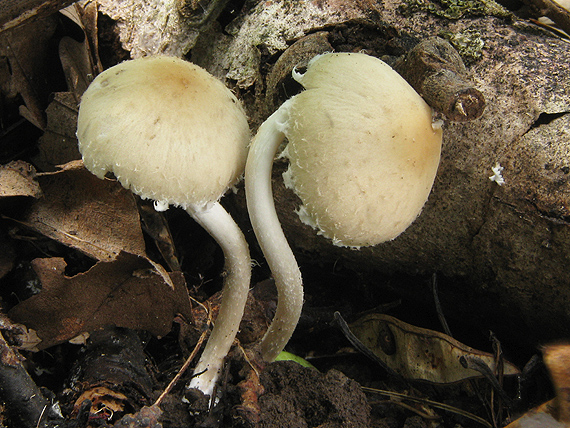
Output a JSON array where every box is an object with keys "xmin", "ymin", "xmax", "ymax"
[
  {"xmin": 245, "ymin": 100, "xmax": 304, "ymax": 362},
  {"xmin": 186, "ymin": 201, "xmax": 251, "ymax": 398}
]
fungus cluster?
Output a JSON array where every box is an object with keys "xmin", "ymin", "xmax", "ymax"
[
  {"xmin": 76, "ymin": 51, "xmax": 443, "ymax": 401},
  {"xmin": 76, "ymin": 56, "xmax": 251, "ymax": 398},
  {"xmin": 246, "ymin": 52, "xmax": 443, "ymax": 361}
]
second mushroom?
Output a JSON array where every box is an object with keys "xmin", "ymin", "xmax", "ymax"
[{"xmin": 246, "ymin": 52, "xmax": 444, "ymax": 362}]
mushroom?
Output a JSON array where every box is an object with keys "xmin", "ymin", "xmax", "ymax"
[
  {"xmin": 76, "ymin": 56, "xmax": 251, "ymax": 398},
  {"xmin": 245, "ymin": 52, "xmax": 443, "ymax": 361}
]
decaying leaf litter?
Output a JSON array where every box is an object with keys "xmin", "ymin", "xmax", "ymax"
[{"xmin": 0, "ymin": 0, "xmax": 570, "ymax": 427}]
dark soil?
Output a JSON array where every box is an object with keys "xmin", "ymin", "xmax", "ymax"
[{"xmin": 257, "ymin": 362, "xmax": 370, "ymax": 428}]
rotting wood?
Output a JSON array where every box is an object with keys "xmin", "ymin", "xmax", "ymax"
[{"xmin": 0, "ymin": 331, "xmax": 54, "ymax": 427}]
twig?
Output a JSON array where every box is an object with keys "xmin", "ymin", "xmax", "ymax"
[
  {"xmin": 431, "ymin": 273, "xmax": 452, "ymax": 337},
  {"xmin": 529, "ymin": 0, "xmax": 570, "ymax": 35},
  {"xmin": 153, "ymin": 329, "xmax": 208, "ymax": 407},
  {"xmin": 394, "ymin": 37, "xmax": 486, "ymax": 122},
  {"xmin": 0, "ymin": 0, "xmax": 76, "ymax": 33}
]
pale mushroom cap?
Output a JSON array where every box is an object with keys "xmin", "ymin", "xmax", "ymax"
[
  {"xmin": 77, "ymin": 56, "xmax": 250, "ymax": 209},
  {"xmin": 282, "ymin": 53, "xmax": 443, "ymax": 247}
]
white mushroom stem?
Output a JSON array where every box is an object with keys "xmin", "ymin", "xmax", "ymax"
[
  {"xmin": 186, "ymin": 201, "xmax": 251, "ymax": 397},
  {"xmin": 245, "ymin": 100, "xmax": 303, "ymax": 362}
]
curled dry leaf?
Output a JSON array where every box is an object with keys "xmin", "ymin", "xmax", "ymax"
[
  {"xmin": 349, "ymin": 313, "xmax": 520, "ymax": 384},
  {"xmin": 8, "ymin": 252, "xmax": 192, "ymax": 350},
  {"xmin": 31, "ymin": 3, "xmax": 99, "ymax": 171},
  {"xmin": 67, "ymin": 1, "xmax": 103, "ymax": 74},
  {"xmin": 0, "ymin": 313, "xmax": 41, "ymax": 352},
  {"xmin": 542, "ymin": 343, "xmax": 570, "ymax": 423},
  {"xmin": 137, "ymin": 199, "xmax": 180, "ymax": 271}
]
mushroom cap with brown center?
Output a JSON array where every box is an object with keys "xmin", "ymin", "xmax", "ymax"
[
  {"xmin": 282, "ymin": 53, "xmax": 443, "ymax": 247},
  {"xmin": 77, "ymin": 56, "xmax": 250, "ymax": 209}
]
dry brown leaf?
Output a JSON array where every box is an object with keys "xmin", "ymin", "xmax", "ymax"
[
  {"xmin": 33, "ymin": 93, "xmax": 82, "ymax": 171},
  {"xmin": 0, "ymin": 160, "xmax": 41, "ymax": 198},
  {"xmin": 137, "ymin": 199, "xmax": 180, "ymax": 271},
  {"xmin": 0, "ymin": 314, "xmax": 41, "ymax": 351},
  {"xmin": 504, "ymin": 400, "xmax": 564, "ymax": 428},
  {"xmin": 0, "ymin": 17, "xmax": 59, "ymax": 129},
  {"xmin": 0, "ymin": 0, "xmax": 76, "ymax": 32},
  {"xmin": 60, "ymin": 1, "xmax": 103, "ymax": 76},
  {"xmin": 58, "ymin": 3, "xmax": 100, "ymax": 98},
  {"xmin": 59, "ymin": 37, "xmax": 93, "ymax": 101},
  {"xmin": 349, "ymin": 314, "xmax": 520, "ymax": 384},
  {"xmin": 504, "ymin": 342, "xmax": 570, "ymax": 428},
  {"xmin": 8, "ymin": 252, "xmax": 192, "ymax": 349},
  {"xmin": 543, "ymin": 343, "xmax": 570, "ymax": 423},
  {"xmin": 32, "ymin": 4, "xmax": 98, "ymax": 171},
  {"xmin": 19, "ymin": 165, "xmax": 145, "ymax": 261}
]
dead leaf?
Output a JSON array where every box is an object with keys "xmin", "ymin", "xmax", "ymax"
[
  {"xmin": 541, "ymin": 343, "xmax": 570, "ymax": 423},
  {"xmin": 0, "ymin": 314, "xmax": 42, "ymax": 351},
  {"xmin": 8, "ymin": 252, "xmax": 192, "ymax": 349},
  {"xmin": 60, "ymin": 2, "xmax": 103, "ymax": 77},
  {"xmin": 0, "ymin": 160, "xmax": 41, "ymax": 198},
  {"xmin": 19, "ymin": 164, "xmax": 145, "ymax": 261},
  {"xmin": 137, "ymin": 199, "xmax": 180, "ymax": 271},
  {"xmin": 33, "ymin": 93, "xmax": 82, "ymax": 171},
  {"xmin": 59, "ymin": 37, "xmax": 93, "ymax": 101},
  {"xmin": 0, "ymin": 17, "xmax": 60, "ymax": 129},
  {"xmin": 349, "ymin": 314, "xmax": 520, "ymax": 384},
  {"xmin": 359, "ymin": 338, "xmax": 569, "ymax": 427},
  {"xmin": 504, "ymin": 400, "xmax": 564, "ymax": 428}
]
